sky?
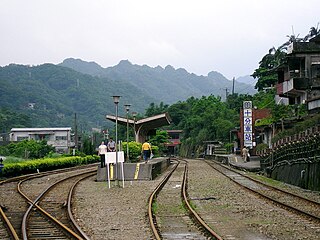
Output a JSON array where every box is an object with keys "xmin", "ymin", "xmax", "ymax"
[{"xmin": 0, "ymin": 0, "xmax": 319, "ymax": 80}]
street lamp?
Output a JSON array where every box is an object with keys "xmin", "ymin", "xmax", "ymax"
[
  {"xmin": 124, "ymin": 104, "xmax": 131, "ymax": 162},
  {"xmin": 132, "ymin": 111, "xmax": 137, "ymax": 142},
  {"xmin": 112, "ymin": 95, "xmax": 121, "ymax": 187}
]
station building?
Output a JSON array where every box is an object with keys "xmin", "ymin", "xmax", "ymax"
[
  {"xmin": 164, "ymin": 130, "xmax": 182, "ymax": 156},
  {"xmin": 10, "ymin": 127, "xmax": 74, "ymax": 153}
]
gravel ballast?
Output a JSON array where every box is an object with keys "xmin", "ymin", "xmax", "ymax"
[{"xmin": 73, "ymin": 160, "xmax": 320, "ymax": 240}]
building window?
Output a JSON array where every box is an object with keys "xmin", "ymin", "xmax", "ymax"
[
  {"xmin": 34, "ymin": 134, "xmax": 50, "ymax": 141},
  {"xmin": 17, "ymin": 136, "xmax": 29, "ymax": 141},
  {"xmin": 56, "ymin": 136, "xmax": 67, "ymax": 141}
]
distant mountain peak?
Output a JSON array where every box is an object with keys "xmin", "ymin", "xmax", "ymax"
[
  {"xmin": 59, "ymin": 58, "xmax": 104, "ymax": 76},
  {"xmin": 208, "ymin": 71, "xmax": 227, "ymax": 79},
  {"xmin": 62, "ymin": 58, "xmax": 102, "ymax": 67},
  {"xmin": 164, "ymin": 65, "xmax": 175, "ymax": 71},
  {"xmin": 117, "ymin": 59, "xmax": 132, "ymax": 67}
]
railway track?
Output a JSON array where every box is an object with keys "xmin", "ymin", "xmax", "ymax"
[
  {"xmin": 148, "ymin": 159, "xmax": 222, "ymax": 240},
  {"xmin": 0, "ymin": 165, "xmax": 97, "ymax": 239},
  {"xmin": 205, "ymin": 159, "xmax": 320, "ymax": 222}
]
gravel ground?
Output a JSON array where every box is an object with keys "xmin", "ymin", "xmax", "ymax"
[
  {"xmin": 73, "ymin": 176, "xmax": 165, "ymax": 240},
  {"xmin": 187, "ymin": 159, "xmax": 320, "ymax": 240},
  {"xmin": 73, "ymin": 160, "xmax": 320, "ymax": 240}
]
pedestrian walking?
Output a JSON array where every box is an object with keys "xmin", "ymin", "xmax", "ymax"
[
  {"xmin": 242, "ymin": 146, "xmax": 249, "ymax": 163},
  {"xmin": 141, "ymin": 141, "xmax": 152, "ymax": 163}
]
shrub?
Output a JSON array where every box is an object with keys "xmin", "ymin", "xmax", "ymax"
[
  {"xmin": 122, "ymin": 141, "xmax": 160, "ymax": 162},
  {"xmin": 256, "ymin": 143, "xmax": 268, "ymax": 152},
  {"xmin": 2, "ymin": 140, "xmax": 54, "ymax": 159},
  {"xmin": 1, "ymin": 155, "xmax": 99, "ymax": 178}
]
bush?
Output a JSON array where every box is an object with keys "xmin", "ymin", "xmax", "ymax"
[
  {"xmin": 272, "ymin": 113, "xmax": 320, "ymax": 143},
  {"xmin": 122, "ymin": 141, "xmax": 160, "ymax": 162},
  {"xmin": 3, "ymin": 140, "xmax": 54, "ymax": 159},
  {"xmin": 1, "ymin": 155, "xmax": 99, "ymax": 177},
  {"xmin": 256, "ymin": 143, "xmax": 268, "ymax": 152}
]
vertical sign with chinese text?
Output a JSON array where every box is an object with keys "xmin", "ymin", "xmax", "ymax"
[{"xmin": 243, "ymin": 101, "xmax": 253, "ymax": 148}]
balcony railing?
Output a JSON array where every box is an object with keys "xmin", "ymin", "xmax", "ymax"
[
  {"xmin": 284, "ymin": 70, "xmax": 307, "ymax": 81},
  {"xmin": 278, "ymin": 78, "xmax": 309, "ymax": 96}
]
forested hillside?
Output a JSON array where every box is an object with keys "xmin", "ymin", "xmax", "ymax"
[
  {"xmin": 1, "ymin": 59, "xmax": 256, "ymax": 133},
  {"xmin": 0, "ymin": 64, "xmax": 155, "ymax": 131}
]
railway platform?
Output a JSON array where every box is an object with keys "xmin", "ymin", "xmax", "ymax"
[
  {"xmin": 228, "ymin": 154, "xmax": 261, "ymax": 172},
  {"xmin": 96, "ymin": 157, "xmax": 171, "ymax": 182}
]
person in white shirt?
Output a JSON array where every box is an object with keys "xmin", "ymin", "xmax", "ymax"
[
  {"xmin": 242, "ymin": 146, "xmax": 249, "ymax": 163},
  {"xmin": 98, "ymin": 141, "xmax": 107, "ymax": 168}
]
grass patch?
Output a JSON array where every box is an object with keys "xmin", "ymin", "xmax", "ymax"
[
  {"xmin": 152, "ymin": 200, "xmax": 158, "ymax": 215},
  {"xmin": 188, "ymin": 200, "xmax": 197, "ymax": 210},
  {"xmin": 158, "ymin": 202, "xmax": 186, "ymax": 215},
  {"xmin": 2, "ymin": 156, "xmax": 25, "ymax": 163},
  {"xmin": 248, "ymin": 173, "xmax": 285, "ymax": 188}
]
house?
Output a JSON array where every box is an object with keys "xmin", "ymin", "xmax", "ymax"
[
  {"xmin": 276, "ymin": 35, "xmax": 320, "ymax": 112},
  {"xmin": 164, "ymin": 130, "xmax": 182, "ymax": 156},
  {"xmin": 10, "ymin": 128, "xmax": 75, "ymax": 153},
  {"xmin": 204, "ymin": 141, "xmax": 225, "ymax": 155}
]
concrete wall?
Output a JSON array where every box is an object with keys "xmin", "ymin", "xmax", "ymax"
[
  {"xmin": 271, "ymin": 162, "xmax": 320, "ymax": 191},
  {"xmin": 96, "ymin": 158, "xmax": 171, "ymax": 182}
]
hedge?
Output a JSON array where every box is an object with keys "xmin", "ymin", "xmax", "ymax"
[{"xmin": 1, "ymin": 155, "xmax": 99, "ymax": 178}]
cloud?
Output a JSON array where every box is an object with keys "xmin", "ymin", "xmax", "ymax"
[{"xmin": 0, "ymin": 0, "xmax": 319, "ymax": 79}]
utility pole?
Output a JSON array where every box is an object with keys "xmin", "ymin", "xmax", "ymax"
[
  {"xmin": 232, "ymin": 77, "xmax": 235, "ymax": 95},
  {"xmin": 223, "ymin": 88, "xmax": 229, "ymax": 99},
  {"xmin": 74, "ymin": 113, "xmax": 78, "ymax": 150}
]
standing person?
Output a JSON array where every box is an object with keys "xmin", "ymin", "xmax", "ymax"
[
  {"xmin": 107, "ymin": 137, "xmax": 116, "ymax": 152},
  {"xmin": 242, "ymin": 146, "xmax": 248, "ymax": 163},
  {"xmin": 141, "ymin": 141, "xmax": 152, "ymax": 163},
  {"xmin": 98, "ymin": 141, "xmax": 107, "ymax": 168}
]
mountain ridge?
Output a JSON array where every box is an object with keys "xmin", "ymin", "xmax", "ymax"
[{"xmin": 59, "ymin": 58, "xmax": 257, "ymax": 103}]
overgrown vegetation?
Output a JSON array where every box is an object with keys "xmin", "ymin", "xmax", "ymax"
[
  {"xmin": 0, "ymin": 139, "xmax": 54, "ymax": 159},
  {"xmin": 272, "ymin": 113, "xmax": 320, "ymax": 143},
  {"xmin": 0, "ymin": 108, "xmax": 32, "ymax": 132}
]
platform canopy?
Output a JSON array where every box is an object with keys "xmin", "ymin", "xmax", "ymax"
[{"xmin": 106, "ymin": 112, "xmax": 171, "ymax": 143}]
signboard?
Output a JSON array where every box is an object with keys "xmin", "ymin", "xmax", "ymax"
[
  {"xmin": 104, "ymin": 151, "xmax": 125, "ymax": 189},
  {"xmin": 243, "ymin": 101, "xmax": 253, "ymax": 148},
  {"xmin": 105, "ymin": 151, "xmax": 125, "ymax": 164}
]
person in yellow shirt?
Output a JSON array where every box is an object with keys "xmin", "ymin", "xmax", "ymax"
[{"xmin": 141, "ymin": 141, "xmax": 152, "ymax": 163}]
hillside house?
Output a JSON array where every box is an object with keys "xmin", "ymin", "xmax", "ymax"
[
  {"xmin": 276, "ymin": 35, "xmax": 320, "ymax": 112},
  {"xmin": 164, "ymin": 130, "xmax": 182, "ymax": 156},
  {"xmin": 10, "ymin": 128, "xmax": 74, "ymax": 153}
]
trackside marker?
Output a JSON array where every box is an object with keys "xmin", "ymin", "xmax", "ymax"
[{"xmin": 134, "ymin": 163, "xmax": 140, "ymax": 180}]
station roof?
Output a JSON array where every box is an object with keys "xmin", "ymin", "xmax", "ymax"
[
  {"xmin": 106, "ymin": 112, "xmax": 172, "ymax": 142},
  {"xmin": 106, "ymin": 113, "xmax": 171, "ymax": 129}
]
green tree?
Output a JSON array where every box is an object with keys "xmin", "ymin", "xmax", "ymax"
[
  {"xmin": 226, "ymin": 93, "xmax": 253, "ymax": 113},
  {"xmin": 149, "ymin": 130, "xmax": 169, "ymax": 153},
  {"xmin": 83, "ymin": 137, "xmax": 94, "ymax": 155},
  {"xmin": 145, "ymin": 102, "xmax": 169, "ymax": 117},
  {"xmin": 252, "ymin": 46, "xmax": 286, "ymax": 91},
  {"xmin": 0, "ymin": 108, "xmax": 31, "ymax": 133},
  {"xmin": 5, "ymin": 140, "xmax": 54, "ymax": 159}
]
